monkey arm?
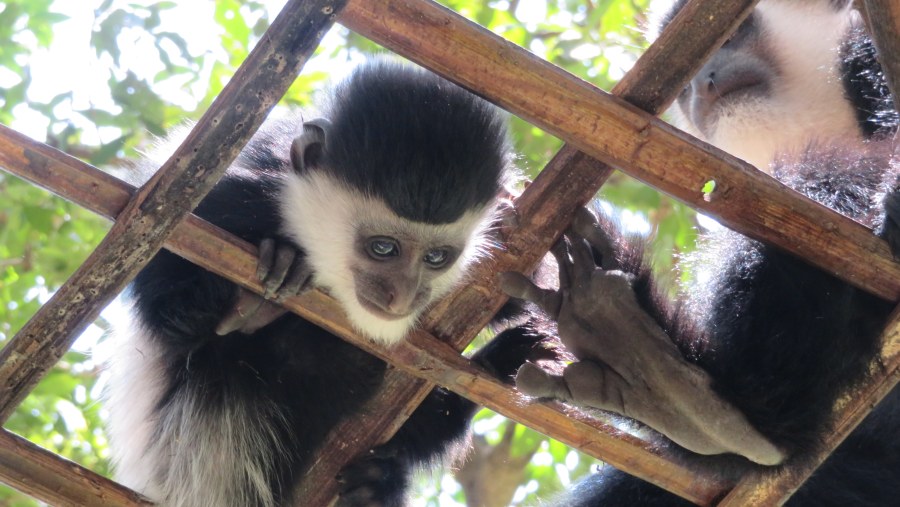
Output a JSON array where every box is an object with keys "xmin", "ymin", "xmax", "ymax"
[
  {"xmin": 336, "ymin": 316, "xmax": 565, "ymax": 505},
  {"xmin": 501, "ymin": 210, "xmax": 785, "ymax": 466}
]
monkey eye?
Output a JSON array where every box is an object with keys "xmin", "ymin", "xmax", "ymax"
[
  {"xmin": 423, "ymin": 248, "xmax": 451, "ymax": 268},
  {"xmin": 367, "ymin": 237, "xmax": 400, "ymax": 260}
]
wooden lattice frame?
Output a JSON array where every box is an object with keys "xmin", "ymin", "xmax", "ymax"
[{"xmin": 1, "ymin": 0, "xmax": 899, "ymax": 505}]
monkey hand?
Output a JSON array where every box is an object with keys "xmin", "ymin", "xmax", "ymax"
[
  {"xmin": 500, "ymin": 209, "xmax": 786, "ymax": 466},
  {"xmin": 336, "ymin": 446, "xmax": 406, "ymax": 507},
  {"xmin": 470, "ymin": 323, "xmax": 569, "ymax": 384},
  {"xmin": 216, "ymin": 237, "xmax": 313, "ymax": 335},
  {"xmin": 879, "ymin": 183, "xmax": 900, "ymax": 259}
]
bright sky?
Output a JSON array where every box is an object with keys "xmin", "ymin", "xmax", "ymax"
[
  {"xmin": 6, "ymin": 0, "xmax": 649, "ymax": 146},
  {"xmin": 4, "ymin": 0, "xmax": 358, "ymax": 145}
]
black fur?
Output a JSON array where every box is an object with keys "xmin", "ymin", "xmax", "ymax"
[
  {"xmin": 319, "ymin": 60, "xmax": 509, "ymax": 224},
  {"xmin": 553, "ymin": 142, "xmax": 900, "ymax": 506},
  {"xmin": 840, "ymin": 24, "xmax": 899, "ymax": 138},
  {"xmin": 554, "ymin": 1, "xmax": 900, "ymax": 502},
  {"xmin": 122, "ymin": 60, "xmax": 538, "ymax": 506}
]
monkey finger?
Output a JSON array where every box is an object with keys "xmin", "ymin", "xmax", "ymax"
[
  {"xmin": 263, "ymin": 244, "xmax": 297, "ymax": 298},
  {"xmin": 565, "ymin": 233, "xmax": 597, "ymax": 287},
  {"xmin": 559, "ymin": 360, "xmax": 631, "ymax": 414},
  {"xmin": 572, "ymin": 206, "xmax": 619, "ymax": 270},
  {"xmin": 499, "ymin": 272, "xmax": 562, "ymax": 319},
  {"xmin": 215, "ymin": 288, "xmax": 267, "ymax": 335},
  {"xmin": 516, "ymin": 363, "xmax": 574, "ymax": 400},
  {"xmin": 549, "ymin": 239, "xmax": 573, "ymax": 291},
  {"xmin": 276, "ymin": 256, "xmax": 315, "ymax": 302},
  {"xmin": 494, "ymin": 197, "xmax": 520, "ymax": 240},
  {"xmin": 335, "ymin": 453, "xmax": 399, "ymax": 507},
  {"xmin": 257, "ymin": 238, "xmax": 276, "ymax": 281},
  {"xmin": 498, "ymin": 271, "xmax": 540, "ymax": 300}
]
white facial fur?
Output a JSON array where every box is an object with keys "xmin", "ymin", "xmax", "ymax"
[
  {"xmin": 278, "ymin": 170, "xmax": 496, "ymax": 345},
  {"xmin": 668, "ymin": 0, "xmax": 860, "ymax": 171}
]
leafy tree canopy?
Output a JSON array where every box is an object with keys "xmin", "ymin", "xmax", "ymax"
[{"xmin": 0, "ymin": 1, "xmax": 698, "ymax": 505}]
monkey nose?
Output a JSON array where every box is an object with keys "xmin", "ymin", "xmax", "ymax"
[
  {"xmin": 386, "ymin": 289, "xmax": 417, "ymax": 314},
  {"xmin": 691, "ymin": 72, "xmax": 716, "ymax": 101}
]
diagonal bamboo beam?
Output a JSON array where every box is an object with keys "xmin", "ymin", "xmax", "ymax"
[
  {"xmin": 292, "ymin": 0, "xmax": 766, "ymax": 504},
  {"xmin": 0, "ymin": 124, "xmax": 728, "ymax": 505},
  {"xmin": 0, "ymin": 429, "xmax": 151, "ymax": 507},
  {"xmin": 0, "ymin": 0, "xmax": 892, "ymax": 504},
  {"xmin": 0, "ymin": 0, "xmax": 345, "ymax": 423},
  {"xmin": 338, "ymin": 0, "xmax": 900, "ymax": 302},
  {"xmin": 717, "ymin": 311, "xmax": 900, "ymax": 506},
  {"xmin": 719, "ymin": 2, "xmax": 900, "ymax": 504}
]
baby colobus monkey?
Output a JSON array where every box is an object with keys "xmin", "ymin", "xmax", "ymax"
[
  {"xmin": 510, "ymin": 0, "xmax": 900, "ymax": 505},
  {"xmin": 105, "ymin": 59, "xmax": 545, "ymax": 507}
]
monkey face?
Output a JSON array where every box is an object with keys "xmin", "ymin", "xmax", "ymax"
[
  {"xmin": 667, "ymin": 0, "xmax": 861, "ymax": 171},
  {"xmin": 278, "ymin": 170, "xmax": 495, "ymax": 345},
  {"xmin": 350, "ymin": 234, "xmax": 461, "ymax": 322}
]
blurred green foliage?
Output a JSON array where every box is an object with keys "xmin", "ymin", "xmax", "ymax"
[{"xmin": 0, "ymin": 0, "xmax": 700, "ymax": 505}]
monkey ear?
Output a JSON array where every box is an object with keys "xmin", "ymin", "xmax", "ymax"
[{"xmin": 290, "ymin": 118, "xmax": 331, "ymax": 173}]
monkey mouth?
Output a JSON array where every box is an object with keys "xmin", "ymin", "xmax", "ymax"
[
  {"xmin": 356, "ymin": 296, "xmax": 413, "ymax": 321},
  {"xmin": 691, "ymin": 73, "xmax": 769, "ymax": 137}
]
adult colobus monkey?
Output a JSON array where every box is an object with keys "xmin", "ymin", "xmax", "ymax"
[
  {"xmin": 505, "ymin": 0, "xmax": 900, "ymax": 504},
  {"xmin": 105, "ymin": 59, "xmax": 545, "ymax": 507}
]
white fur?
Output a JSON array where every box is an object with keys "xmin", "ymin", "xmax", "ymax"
[
  {"xmin": 105, "ymin": 318, "xmax": 168, "ymax": 501},
  {"xmin": 278, "ymin": 170, "xmax": 496, "ymax": 345},
  {"xmin": 110, "ymin": 124, "xmax": 196, "ymax": 187},
  {"xmin": 107, "ymin": 122, "xmax": 296, "ymax": 506},
  {"xmin": 106, "ymin": 313, "xmax": 290, "ymax": 507},
  {"xmin": 667, "ymin": 0, "xmax": 860, "ymax": 171}
]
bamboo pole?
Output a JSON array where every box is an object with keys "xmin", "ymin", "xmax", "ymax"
[
  {"xmin": 0, "ymin": 0, "xmax": 346, "ymax": 422},
  {"xmin": 0, "ymin": 430, "xmax": 152, "ymax": 507},
  {"xmin": 0, "ymin": 125, "xmax": 725, "ymax": 506}
]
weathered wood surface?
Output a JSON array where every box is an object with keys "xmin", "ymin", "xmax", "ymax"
[
  {"xmin": 0, "ymin": 0, "xmax": 345, "ymax": 423},
  {"xmin": 615, "ymin": 0, "xmax": 758, "ymax": 112},
  {"xmin": 718, "ymin": 308, "xmax": 900, "ymax": 506},
  {"xmin": 0, "ymin": 127, "xmax": 133, "ymax": 220},
  {"xmin": 719, "ymin": 2, "xmax": 900, "ymax": 504},
  {"xmin": 0, "ymin": 123, "xmax": 727, "ymax": 506},
  {"xmin": 0, "ymin": 429, "xmax": 152, "ymax": 507},
  {"xmin": 3, "ymin": 2, "xmax": 896, "ymax": 504},
  {"xmin": 340, "ymin": 0, "xmax": 900, "ymax": 302}
]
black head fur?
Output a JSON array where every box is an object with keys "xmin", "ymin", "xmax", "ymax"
[
  {"xmin": 316, "ymin": 58, "xmax": 510, "ymax": 224},
  {"xmin": 658, "ymin": 0, "xmax": 689, "ymax": 30},
  {"xmin": 841, "ymin": 25, "xmax": 899, "ymax": 138}
]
